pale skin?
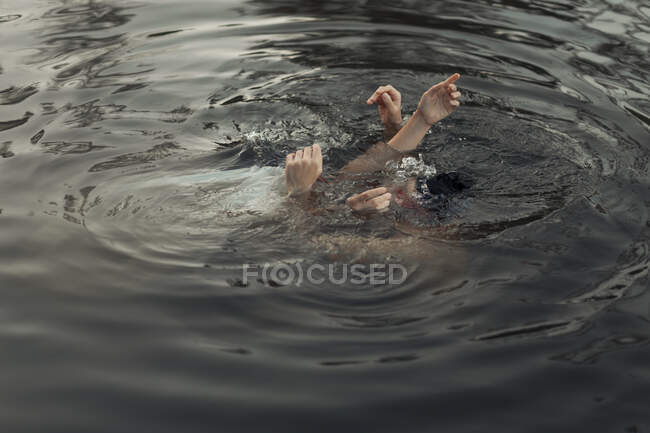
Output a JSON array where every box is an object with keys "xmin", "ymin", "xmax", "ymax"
[
  {"xmin": 363, "ymin": 72, "xmax": 461, "ymax": 154},
  {"xmin": 285, "ymin": 73, "xmax": 462, "ymax": 211},
  {"xmin": 285, "ymin": 143, "xmax": 323, "ymax": 197},
  {"xmin": 346, "ymin": 186, "xmax": 392, "ymax": 213},
  {"xmin": 366, "ymin": 84, "xmax": 402, "ymax": 141}
]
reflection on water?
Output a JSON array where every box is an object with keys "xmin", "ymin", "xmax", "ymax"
[
  {"xmin": 33, "ymin": 2, "xmax": 140, "ymax": 90},
  {"xmin": 0, "ymin": 0, "xmax": 648, "ymax": 432}
]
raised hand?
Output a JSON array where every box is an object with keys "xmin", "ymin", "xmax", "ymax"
[
  {"xmin": 416, "ymin": 73, "xmax": 461, "ymax": 126},
  {"xmin": 285, "ymin": 144, "xmax": 323, "ymax": 196},
  {"xmin": 366, "ymin": 85, "xmax": 402, "ymax": 136},
  {"xmin": 346, "ymin": 186, "xmax": 392, "ymax": 213}
]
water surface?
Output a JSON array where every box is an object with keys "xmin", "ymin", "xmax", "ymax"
[{"xmin": 0, "ymin": 0, "xmax": 649, "ymax": 432}]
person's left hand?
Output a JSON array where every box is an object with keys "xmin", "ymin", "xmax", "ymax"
[
  {"xmin": 366, "ymin": 85, "xmax": 402, "ymax": 132},
  {"xmin": 285, "ymin": 144, "xmax": 323, "ymax": 196}
]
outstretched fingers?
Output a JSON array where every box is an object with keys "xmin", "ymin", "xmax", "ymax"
[
  {"xmin": 444, "ymin": 73, "xmax": 461, "ymax": 86},
  {"xmin": 427, "ymin": 73, "xmax": 461, "ymax": 94}
]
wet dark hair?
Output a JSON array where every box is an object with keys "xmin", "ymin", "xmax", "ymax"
[{"xmin": 415, "ymin": 172, "xmax": 472, "ymax": 211}]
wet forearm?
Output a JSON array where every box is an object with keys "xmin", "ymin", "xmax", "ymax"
[
  {"xmin": 387, "ymin": 110, "xmax": 430, "ymax": 153},
  {"xmin": 383, "ymin": 120, "xmax": 402, "ymax": 141},
  {"xmin": 339, "ymin": 141, "xmax": 403, "ymax": 175}
]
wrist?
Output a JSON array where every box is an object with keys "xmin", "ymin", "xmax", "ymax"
[
  {"xmin": 413, "ymin": 108, "xmax": 432, "ymax": 128},
  {"xmin": 383, "ymin": 120, "xmax": 401, "ymax": 140},
  {"xmin": 288, "ymin": 186, "xmax": 311, "ymax": 197},
  {"xmin": 387, "ymin": 116, "xmax": 402, "ymax": 129},
  {"xmin": 387, "ymin": 109, "xmax": 432, "ymax": 153}
]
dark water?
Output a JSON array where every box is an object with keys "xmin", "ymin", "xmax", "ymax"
[{"xmin": 1, "ymin": 0, "xmax": 649, "ymax": 431}]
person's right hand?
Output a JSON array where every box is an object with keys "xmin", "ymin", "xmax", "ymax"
[
  {"xmin": 285, "ymin": 144, "xmax": 323, "ymax": 196},
  {"xmin": 416, "ymin": 73, "xmax": 461, "ymax": 126},
  {"xmin": 366, "ymin": 85, "xmax": 402, "ymax": 132},
  {"xmin": 346, "ymin": 187, "xmax": 392, "ymax": 213}
]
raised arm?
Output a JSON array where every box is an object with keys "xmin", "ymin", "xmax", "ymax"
[
  {"xmin": 341, "ymin": 74, "xmax": 462, "ymax": 175},
  {"xmin": 366, "ymin": 84, "xmax": 403, "ymax": 141},
  {"xmin": 388, "ymin": 73, "xmax": 461, "ymax": 153}
]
